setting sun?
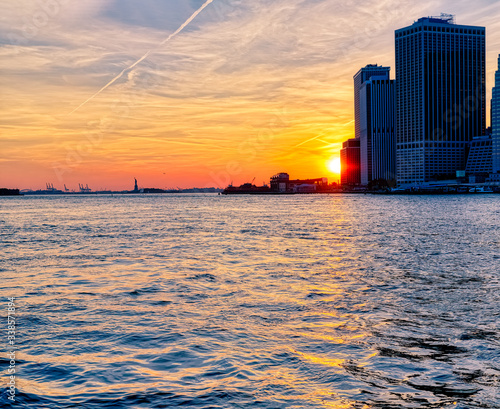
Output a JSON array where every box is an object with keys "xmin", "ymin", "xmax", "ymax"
[{"xmin": 327, "ymin": 157, "xmax": 341, "ymax": 174}]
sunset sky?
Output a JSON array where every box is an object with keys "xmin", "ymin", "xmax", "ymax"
[{"xmin": 2, "ymin": 0, "xmax": 500, "ymax": 190}]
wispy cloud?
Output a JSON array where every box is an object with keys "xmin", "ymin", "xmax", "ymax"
[
  {"xmin": 68, "ymin": 0, "xmax": 215, "ymax": 114},
  {"xmin": 1, "ymin": 0, "xmax": 500, "ymax": 189}
]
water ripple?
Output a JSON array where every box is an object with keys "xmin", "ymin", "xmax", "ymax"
[{"xmin": 0, "ymin": 194, "xmax": 499, "ymax": 408}]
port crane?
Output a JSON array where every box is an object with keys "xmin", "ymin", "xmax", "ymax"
[{"xmin": 79, "ymin": 183, "xmax": 91, "ymax": 193}]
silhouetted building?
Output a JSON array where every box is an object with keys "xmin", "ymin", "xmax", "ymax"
[
  {"xmin": 395, "ymin": 14, "xmax": 486, "ymax": 184},
  {"xmin": 493, "ymin": 55, "xmax": 500, "ymax": 174},
  {"xmin": 359, "ymin": 76, "xmax": 396, "ymax": 185},
  {"xmin": 0, "ymin": 188, "xmax": 20, "ymax": 196},
  {"xmin": 354, "ymin": 65, "xmax": 391, "ymax": 140},
  {"xmin": 270, "ymin": 173, "xmax": 290, "ymax": 192},
  {"xmin": 340, "ymin": 139, "xmax": 361, "ymax": 185},
  {"xmin": 270, "ymin": 173, "xmax": 329, "ymax": 193}
]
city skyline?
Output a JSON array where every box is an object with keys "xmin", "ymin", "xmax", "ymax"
[{"xmin": 2, "ymin": 1, "xmax": 500, "ymax": 190}]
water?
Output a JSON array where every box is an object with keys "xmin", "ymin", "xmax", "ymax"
[{"xmin": 1, "ymin": 194, "xmax": 499, "ymax": 408}]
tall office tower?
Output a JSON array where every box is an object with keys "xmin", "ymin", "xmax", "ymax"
[
  {"xmin": 359, "ymin": 77, "xmax": 396, "ymax": 185},
  {"xmin": 395, "ymin": 14, "xmax": 486, "ymax": 184},
  {"xmin": 493, "ymin": 55, "xmax": 500, "ymax": 174},
  {"xmin": 354, "ymin": 65, "xmax": 390, "ymax": 140},
  {"xmin": 340, "ymin": 139, "xmax": 361, "ymax": 186}
]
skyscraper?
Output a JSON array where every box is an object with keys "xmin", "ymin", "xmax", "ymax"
[
  {"xmin": 395, "ymin": 14, "xmax": 486, "ymax": 184},
  {"xmin": 354, "ymin": 65, "xmax": 391, "ymax": 140},
  {"xmin": 493, "ymin": 55, "xmax": 500, "ymax": 174},
  {"xmin": 359, "ymin": 77, "xmax": 396, "ymax": 185}
]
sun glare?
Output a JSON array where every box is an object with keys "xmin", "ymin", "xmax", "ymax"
[{"xmin": 327, "ymin": 157, "xmax": 341, "ymax": 174}]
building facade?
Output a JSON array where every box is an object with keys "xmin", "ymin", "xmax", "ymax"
[
  {"xmin": 359, "ymin": 78, "xmax": 396, "ymax": 185},
  {"xmin": 466, "ymin": 135, "xmax": 493, "ymax": 174},
  {"xmin": 395, "ymin": 15, "xmax": 486, "ymax": 184},
  {"xmin": 493, "ymin": 55, "xmax": 500, "ymax": 174},
  {"xmin": 354, "ymin": 65, "xmax": 391, "ymax": 140},
  {"xmin": 340, "ymin": 139, "xmax": 361, "ymax": 186}
]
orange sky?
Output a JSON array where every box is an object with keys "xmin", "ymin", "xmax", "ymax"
[{"xmin": 2, "ymin": 0, "xmax": 500, "ymax": 190}]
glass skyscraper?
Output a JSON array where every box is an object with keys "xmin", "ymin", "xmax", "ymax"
[
  {"xmin": 493, "ymin": 55, "xmax": 500, "ymax": 174},
  {"xmin": 395, "ymin": 15, "xmax": 486, "ymax": 184},
  {"xmin": 359, "ymin": 77, "xmax": 396, "ymax": 185}
]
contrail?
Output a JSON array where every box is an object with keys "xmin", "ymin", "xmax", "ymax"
[
  {"xmin": 68, "ymin": 0, "xmax": 215, "ymax": 115},
  {"xmin": 293, "ymin": 133, "xmax": 326, "ymax": 148}
]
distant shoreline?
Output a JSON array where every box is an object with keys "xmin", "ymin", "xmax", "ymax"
[{"xmin": 2, "ymin": 190, "xmax": 498, "ymax": 197}]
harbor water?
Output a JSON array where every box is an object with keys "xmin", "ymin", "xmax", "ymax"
[{"xmin": 1, "ymin": 194, "xmax": 499, "ymax": 408}]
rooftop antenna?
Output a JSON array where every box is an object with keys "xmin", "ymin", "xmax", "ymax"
[{"xmin": 431, "ymin": 13, "xmax": 455, "ymax": 24}]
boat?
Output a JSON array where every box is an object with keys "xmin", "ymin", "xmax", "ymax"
[{"xmin": 468, "ymin": 186, "xmax": 493, "ymax": 193}]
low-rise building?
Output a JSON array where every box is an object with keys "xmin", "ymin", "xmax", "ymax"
[{"xmin": 270, "ymin": 173, "xmax": 329, "ymax": 193}]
